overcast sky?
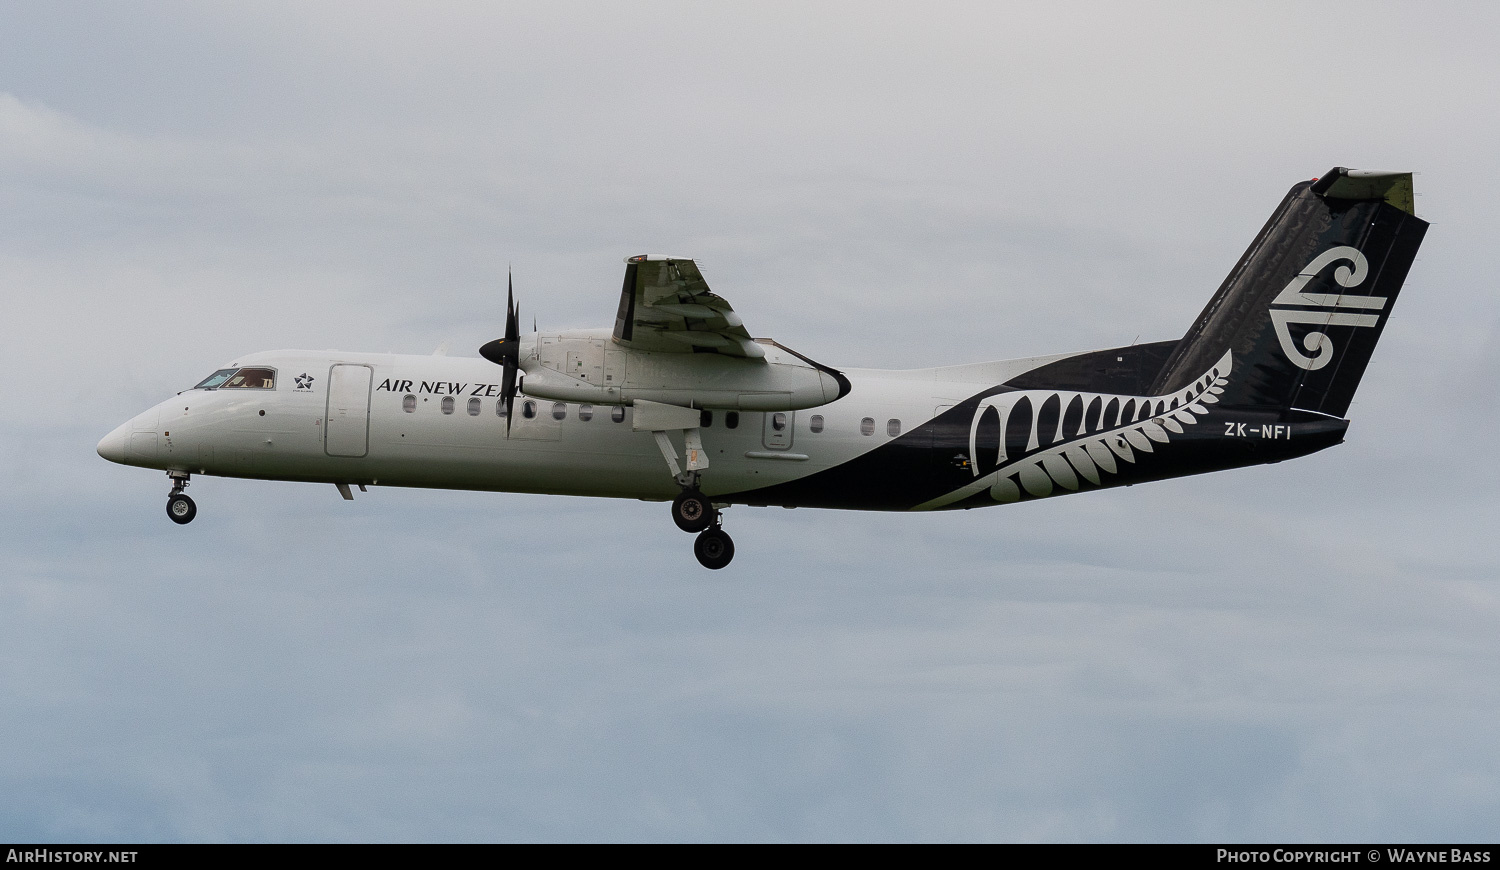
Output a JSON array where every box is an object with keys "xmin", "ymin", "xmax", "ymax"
[{"xmin": 2, "ymin": 2, "xmax": 1498, "ymax": 842}]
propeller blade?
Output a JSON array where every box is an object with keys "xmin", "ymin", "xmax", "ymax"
[
  {"xmin": 476, "ymin": 270, "xmax": 525, "ymax": 437},
  {"xmin": 506, "ymin": 273, "xmax": 520, "ymax": 344},
  {"xmin": 501, "ymin": 357, "xmax": 517, "ymax": 438},
  {"xmin": 479, "ymin": 274, "xmax": 522, "ymax": 367}
]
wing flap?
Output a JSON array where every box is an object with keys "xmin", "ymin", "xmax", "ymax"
[{"xmin": 612, "ymin": 255, "xmax": 762, "ymax": 358}]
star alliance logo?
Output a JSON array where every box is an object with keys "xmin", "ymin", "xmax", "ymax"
[{"xmin": 295, "ymin": 373, "xmax": 315, "ymax": 390}]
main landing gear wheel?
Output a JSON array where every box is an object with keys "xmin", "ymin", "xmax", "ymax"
[
  {"xmin": 166, "ymin": 493, "xmax": 197, "ymax": 525},
  {"xmin": 694, "ymin": 527, "xmax": 735, "ymax": 570},
  {"xmin": 671, "ymin": 488, "xmax": 715, "ymax": 533},
  {"xmin": 670, "ymin": 478, "xmax": 732, "ymax": 568}
]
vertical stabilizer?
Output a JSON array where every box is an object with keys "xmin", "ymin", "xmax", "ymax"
[{"xmin": 1149, "ymin": 168, "xmax": 1428, "ymax": 417}]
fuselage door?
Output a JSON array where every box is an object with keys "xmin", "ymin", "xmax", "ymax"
[
  {"xmin": 762, "ymin": 410, "xmax": 794, "ymax": 450},
  {"xmin": 325, "ymin": 364, "xmax": 373, "ymax": 457},
  {"xmin": 932, "ymin": 403, "xmax": 974, "ymax": 474}
]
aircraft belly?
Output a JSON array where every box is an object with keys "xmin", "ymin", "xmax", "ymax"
[
  {"xmin": 361, "ymin": 426, "xmax": 824, "ymax": 499},
  {"xmin": 363, "ymin": 442, "xmax": 673, "ymax": 498}
]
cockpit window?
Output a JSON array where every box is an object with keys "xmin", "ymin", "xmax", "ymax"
[
  {"xmin": 222, "ymin": 367, "xmax": 276, "ymax": 389},
  {"xmin": 196, "ymin": 367, "xmax": 277, "ymax": 390},
  {"xmin": 194, "ymin": 369, "xmax": 239, "ymax": 390}
]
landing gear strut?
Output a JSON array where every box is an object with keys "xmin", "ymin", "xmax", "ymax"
[
  {"xmin": 645, "ymin": 416, "xmax": 736, "ymax": 569},
  {"xmin": 165, "ymin": 472, "xmax": 196, "ymax": 525}
]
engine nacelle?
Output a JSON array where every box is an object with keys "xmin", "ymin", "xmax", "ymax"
[{"xmin": 517, "ymin": 329, "xmax": 848, "ymax": 411}]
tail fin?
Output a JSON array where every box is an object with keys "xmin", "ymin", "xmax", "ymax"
[{"xmin": 1149, "ymin": 168, "xmax": 1428, "ymax": 417}]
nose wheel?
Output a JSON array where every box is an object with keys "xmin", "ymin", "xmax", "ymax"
[{"xmin": 165, "ymin": 473, "xmax": 196, "ymax": 525}]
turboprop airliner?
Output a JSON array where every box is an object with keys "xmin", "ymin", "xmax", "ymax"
[{"xmin": 98, "ymin": 168, "xmax": 1427, "ymax": 569}]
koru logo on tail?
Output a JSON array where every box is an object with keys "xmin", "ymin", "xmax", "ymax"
[{"xmin": 1270, "ymin": 246, "xmax": 1385, "ymax": 371}]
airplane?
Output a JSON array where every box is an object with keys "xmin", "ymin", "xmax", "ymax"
[{"xmin": 97, "ymin": 167, "xmax": 1427, "ymax": 569}]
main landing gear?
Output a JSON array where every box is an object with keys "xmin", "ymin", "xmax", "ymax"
[
  {"xmin": 671, "ymin": 481, "xmax": 734, "ymax": 569},
  {"xmin": 647, "ymin": 419, "xmax": 737, "ymax": 570},
  {"xmin": 165, "ymin": 472, "xmax": 196, "ymax": 525}
]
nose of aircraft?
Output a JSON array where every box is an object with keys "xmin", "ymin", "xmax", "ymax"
[{"xmin": 96, "ymin": 422, "xmax": 130, "ymax": 464}]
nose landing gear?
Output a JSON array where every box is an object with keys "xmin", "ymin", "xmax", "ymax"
[{"xmin": 165, "ymin": 472, "xmax": 196, "ymax": 525}]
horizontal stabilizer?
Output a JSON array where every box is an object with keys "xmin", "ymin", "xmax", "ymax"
[{"xmin": 1311, "ymin": 167, "xmax": 1416, "ymax": 215}]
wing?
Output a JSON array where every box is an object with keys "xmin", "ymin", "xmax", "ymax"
[{"xmin": 612, "ymin": 255, "xmax": 766, "ymax": 359}]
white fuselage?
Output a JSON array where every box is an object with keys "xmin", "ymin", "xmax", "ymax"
[{"xmin": 97, "ymin": 346, "xmax": 1067, "ymax": 507}]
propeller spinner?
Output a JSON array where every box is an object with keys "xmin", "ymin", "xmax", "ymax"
[{"xmin": 479, "ymin": 274, "xmax": 522, "ymax": 436}]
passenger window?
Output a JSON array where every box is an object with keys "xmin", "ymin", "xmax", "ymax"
[
  {"xmin": 771, "ymin": 412, "xmax": 787, "ymax": 432},
  {"xmin": 725, "ymin": 411, "xmax": 739, "ymax": 429},
  {"xmin": 552, "ymin": 402, "xmax": 567, "ymax": 421},
  {"xmin": 578, "ymin": 404, "xmax": 594, "ymax": 422},
  {"xmin": 467, "ymin": 397, "xmax": 481, "ymax": 416},
  {"xmin": 222, "ymin": 367, "xmax": 276, "ymax": 389},
  {"xmin": 402, "ymin": 394, "xmax": 416, "ymax": 413},
  {"xmin": 523, "ymin": 401, "xmax": 537, "ymax": 419},
  {"xmin": 611, "ymin": 406, "xmax": 626, "ymax": 423},
  {"xmin": 496, "ymin": 399, "xmax": 508, "ymax": 417},
  {"xmin": 809, "ymin": 414, "xmax": 824, "ymax": 433},
  {"xmin": 887, "ymin": 418, "xmax": 901, "ymax": 437},
  {"xmin": 441, "ymin": 396, "xmax": 455, "ymax": 415},
  {"xmin": 860, "ymin": 417, "xmax": 875, "ymax": 436},
  {"xmin": 700, "ymin": 409, "xmax": 713, "ymax": 427}
]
